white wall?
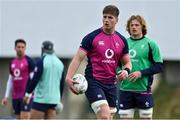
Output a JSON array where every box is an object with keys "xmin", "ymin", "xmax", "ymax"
[{"xmin": 0, "ymin": 0, "xmax": 179, "ymax": 60}]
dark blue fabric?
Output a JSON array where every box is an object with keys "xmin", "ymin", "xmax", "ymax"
[
  {"xmin": 32, "ymin": 102, "xmax": 56, "ymax": 112},
  {"xmin": 116, "ymin": 31, "xmax": 129, "ymax": 55},
  {"xmin": 118, "ymin": 90, "xmax": 154, "ymax": 109},
  {"xmin": 80, "ymin": 28, "xmax": 102, "ymax": 52},
  {"xmin": 25, "ymin": 55, "xmax": 35, "ymax": 72},
  {"xmin": 141, "ymin": 62, "xmax": 163, "ymax": 76},
  {"xmin": 26, "ymin": 57, "xmax": 44, "ymax": 94},
  {"xmin": 12, "ymin": 98, "xmax": 32, "ymax": 114},
  {"xmin": 60, "ymin": 70, "xmax": 65, "ymax": 98},
  {"xmin": 85, "ymin": 77, "xmax": 117, "ymax": 107}
]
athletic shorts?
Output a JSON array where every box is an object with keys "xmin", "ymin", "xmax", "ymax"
[
  {"xmin": 85, "ymin": 78, "xmax": 118, "ymax": 107},
  {"xmin": 32, "ymin": 102, "xmax": 56, "ymax": 112},
  {"xmin": 12, "ymin": 98, "xmax": 32, "ymax": 115},
  {"xmin": 118, "ymin": 90, "xmax": 154, "ymax": 109}
]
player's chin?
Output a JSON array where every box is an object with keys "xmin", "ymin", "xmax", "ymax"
[{"xmin": 104, "ymin": 26, "xmax": 111, "ymax": 30}]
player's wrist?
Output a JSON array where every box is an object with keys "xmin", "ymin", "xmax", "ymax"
[
  {"xmin": 25, "ymin": 93, "xmax": 32, "ymax": 97},
  {"xmin": 4, "ymin": 97, "xmax": 9, "ymax": 100},
  {"xmin": 4, "ymin": 95, "xmax": 9, "ymax": 99},
  {"xmin": 138, "ymin": 71, "xmax": 142, "ymax": 77},
  {"xmin": 65, "ymin": 76, "xmax": 72, "ymax": 82}
]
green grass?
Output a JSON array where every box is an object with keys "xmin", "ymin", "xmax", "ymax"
[{"xmin": 153, "ymin": 80, "xmax": 180, "ymax": 119}]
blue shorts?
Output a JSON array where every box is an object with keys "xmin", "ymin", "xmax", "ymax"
[
  {"xmin": 85, "ymin": 78, "xmax": 117, "ymax": 107},
  {"xmin": 118, "ymin": 90, "xmax": 154, "ymax": 109},
  {"xmin": 12, "ymin": 98, "xmax": 32, "ymax": 115},
  {"xmin": 32, "ymin": 102, "xmax": 56, "ymax": 112}
]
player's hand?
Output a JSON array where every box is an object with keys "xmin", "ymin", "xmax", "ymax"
[
  {"xmin": 65, "ymin": 77, "xmax": 79, "ymax": 95},
  {"xmin": 1, "ymin": 97, "xmax": 8, "ymax": 106},
  {"xmin": 128, "ymin": 71, "xmax": 142, "ymax": 82},
  {"xmin": 117, "ymin": 70, "xmax": 128, "ymax": 81},
  {"xmin": 23, "ymin": 96, "xmax": 30, "ymax": 105}
]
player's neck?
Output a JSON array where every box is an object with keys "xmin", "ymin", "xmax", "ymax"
[
  {"xmin": 102, "ymin": 28, "xmax": 115, "ymax": 35},
  {"xmin": 131, "ymin": 34, "xmax": 143, "ymax": 40},
  {"xmin": 17, "ymin": 55, "xmax": 25, "ymax": 59}
]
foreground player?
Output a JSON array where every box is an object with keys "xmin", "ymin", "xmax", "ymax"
[
  {"xmin": 118, "ymin": 15, "xmax": 163, "ymax": 119},
  {"xmin": 24, "ymin": 41, "xmax": 64, "ymax": 119},
  {"xmin": 66, "ymin": 5, "xmax": 131, "ymax": 120},
  {"xmin": 1, "ymin": 39, "xmax": 35, "ymax": 119}
]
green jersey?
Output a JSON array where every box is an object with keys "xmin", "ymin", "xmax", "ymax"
[
  {"xmin": 34, "ymin": 53, "xmax": 64, "ymax": 104},
  {"xmin": 119, "ymin": 37, "xmax": 163, "ymax": 92}
]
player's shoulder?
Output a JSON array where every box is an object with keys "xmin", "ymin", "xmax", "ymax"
[
  {"xmin": 36, "ymin": 56, "xmax": 44, "ymax": 63},
  {"xmin": 144, "ymin": 36, "xmax": 158, "ymax": 46},
  {"xmin": 24, "ymin": 55, "xmax": 33, "ymax": 61},
  {"xmin": 58, "ymin": 58, "xmax": 64, "ymax": 67},
  {"xmin": 10, "ymin": 57, "xmax": 16, "ymax": 62},
  {"xmin": 89, "ymin": 28, "xmax": 102, "ymax": 35},
  {"xmin": 115, "ymin": 31, "xmax": 127, "ymax": 41},
  {"xmin": 52, "ymin": 55, "xmax": 64, "ymax": 67},
  {"xmin": 84, "ymin": 28, "xmax": 102, "ymax": 39},
  {"xmin": 9, "ymin": 57, "xmax": 16, "ymax": 65},
  {"xmin": 25, "ymin": 55, "xmax": 35, "ymax": 63}
]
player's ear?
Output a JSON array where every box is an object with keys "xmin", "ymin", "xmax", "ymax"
[
  {"xmin": 14, "ymin": 46, "xmax": 17, "ymax": 50},
  {"xmin": 116, "ymin": 17, "xmax": 119, "ymax": 24}
]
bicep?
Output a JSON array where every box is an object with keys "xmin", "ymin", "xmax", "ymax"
[
  {"xmin": 74, "ymin": 48, "xmax": 87, "ymax": 62},
  {"xmin": 66, "ymin": 48, "xmax": 86, "ymax": 79}
]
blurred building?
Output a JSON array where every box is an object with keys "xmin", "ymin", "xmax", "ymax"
[{"xmin": 0, "ymin": 0, "xmax": 180, "ymax": 119}]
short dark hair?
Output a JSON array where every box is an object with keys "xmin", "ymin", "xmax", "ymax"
[
  {"xmin": 15, "ymin": 38, "xmax": 26, "ymax": 47},
  {"xmin": 103, "ymin": 5, "xmax": 119, "ymax": 17}
]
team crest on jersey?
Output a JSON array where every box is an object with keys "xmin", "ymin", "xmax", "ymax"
[
  {"xmin": 97, "ymin": 94, "xmax": 102, "ymax": 98},
  {"xmin": 20, "ymin": 63, "xmax": 24, "ymax": 68},
  {"xmin": 98, "ymin": 40, "xmax": 104, "ymax": 46},
  {"xmin": 120, "ymin": 104, "xmax": 124, "ymax": 108},
  {"xmin": 34, "ymin": 67, "xmax": 38, "ymax": 72},
  {"xmin": 141, "ymin": 44, "xmax": 145, "ymax": 48},
  {"xmin": 145, "ymin": 101, "xmax": 150, "ymax": 107},
  {"xmin": 115, "ymin": 42, "xmax": 119, "ymax": 48},
  {"xmin": 11, "ymin": 64, "xmax": 15, "ymax": 68},
  {"xmin": 129, "ymin": 49, "xmax": 136, "ymax": 58}
]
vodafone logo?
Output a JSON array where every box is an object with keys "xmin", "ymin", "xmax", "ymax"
[
  {"xmin": 14, "ymin": 68, "xmax": 20, "ymax": 77},
  {"xmin": 13, "ymin": 68, "xmax": 23, "ymax": 80},
  {"xmin": 102, "ymin": 49, "xmax": 115, "ymax": 64},
  {"xmin": 105, "ymin": 49, "xmax": 114, "ymax": 59}
]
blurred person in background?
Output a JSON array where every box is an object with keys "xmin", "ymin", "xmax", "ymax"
[
  {"xmin": 118, "ymin": 15, "xmax": 163, "ymax": 119},
  {"xmin": 66, "ymin": 5, "xmax": 131, "ymax": 120},
  {"xmin": 1, "ymin": 39, "xmax": 35, "ymax": 119},
  {"xmin": 23, "ymin": 40, "xmax": 64, "ymax": 119}
]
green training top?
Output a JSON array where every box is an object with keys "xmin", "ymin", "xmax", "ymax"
[
  {"xmin": 119, "ymin": 37, "xmax": 163, "ymax": 92},
  {"xmin": 34, "ymin": 53, "xmax": 64, "ymax": 104}
]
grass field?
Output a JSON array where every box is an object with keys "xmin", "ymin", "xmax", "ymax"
[{"xmin": 153, "ymin": 80, "xmax": 180, "ymax": 119}]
